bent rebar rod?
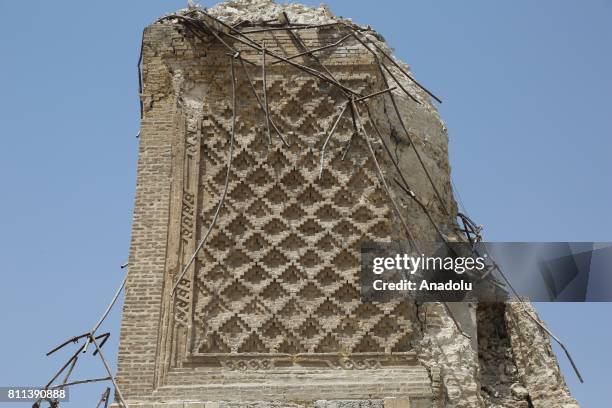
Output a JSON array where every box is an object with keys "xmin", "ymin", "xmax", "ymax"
[{"xmin": 171, "ymin": 56, "xmax": 237, "ymax": 295}]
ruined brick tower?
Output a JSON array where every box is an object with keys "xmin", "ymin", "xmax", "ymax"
[{"xmin": 116, "ymin": 1, "xmax": 579, "ymax": 407}]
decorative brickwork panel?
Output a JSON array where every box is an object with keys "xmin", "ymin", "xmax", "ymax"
[{"xmin": 171, "ymin": 63, "xmax": 415, "ymax": 368}]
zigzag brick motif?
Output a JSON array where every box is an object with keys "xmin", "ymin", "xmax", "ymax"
[{"xmin": 179, "ymin": 70, "xmax": 415, "ymax": 363}]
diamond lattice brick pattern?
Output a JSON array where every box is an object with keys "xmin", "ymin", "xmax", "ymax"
[{"xmin": 188, "ymin": 72, "xmax": 413, "ymax": 357}]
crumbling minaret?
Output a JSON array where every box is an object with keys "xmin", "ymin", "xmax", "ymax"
[{"xmin": 116, "ymin": 1, "xmax": 579, "ymax": 407}]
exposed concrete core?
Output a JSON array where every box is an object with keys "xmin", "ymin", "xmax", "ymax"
[{"xmin": 115, "ymin": 1, "xmax": 579, "ymax": 407}]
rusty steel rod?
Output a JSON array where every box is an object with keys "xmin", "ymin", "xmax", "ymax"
[
  {"xmin": 46, "ymin": 333, "xmax": 89, "ymax": 356},
  {"xmin": 239, "ymin": 22, "xmax": 342, "ymax": 34},
  {"xmin": 319, "ymin": 102, "xmax": 349, "ymax": 179},
  {"xmin": 188, "ymin": 16, "xmax": 238, "ymax": 55},
  {"xmin": 137, "ymin": 29, "xmax": 144, "ymax": 119},
  {"xmin": 492, "ymin": 260, "xmax": 584, "ymax": 383},
  {"xmin": 44, "ymin": 332, "xmax": 110, "ymax": 389},
  {"xmin": 378, "ymin": 62, "xmax": 421, "ymax": 104},
  {"xmin": 49, "ymin": 377, "xmax": 112, "ymax": 390},
  {"xmin": 237, "ymin": 55, "xmax": 289, "ymax": 147},
  {"xmin": 95, "ymin": 388, "xmax": 111, "ymax": 408},
  {"xmin": 361, "ymin": 104, "xmax": 498, "ymax": 337},
  {"xmin": 92, "ymin": 332, "xmax": 110, "ymax": 356},
  {"xmin": 83, "ymin": 278, "xmax": 126, "ymax": 355},
  {"xmin": 91, "ymin": 278, "xmax": 126, "ymax": 336},
  {"xmin": 282, "ymin": 12, "xmax": 353, "ymax": 103},
  {"xmin": 59, "ymin": 355, "xmax": 78, "ymax": 388},
  {"xmin": 165, "ymin": 15, "xmax": 257, "ymax": 66},
  {"xmin": 340, "ymin": 103, "xmax": 359, "ymax": 161},
  {"xmin": 390, "ymin": 176, "xmax": 507, "ymax": 295},
  {"xmin": 261, "ymin": 42, "xmax": 272, "ymax": 145},
  {"xmin": 346, "ymin": 24, "xmax": 442, "ymax": 103},
  {"xmin": 350, "ymin": 99, "xmax": 415, "ymax": 248},
  {"xmin": 164, "ymin": 11, "xmax": 360, "ymax": 96},
  {"xmin": 362, "ymin": 48, "xmax": 450, "ymax": 216},
  {"xmin": 340, "ymin": 136, "xmax": 353, "ymax": 161},
  {"xmin": 271, "ymin": 33, "xmax": 352, "ymax": 65},
  {"xmin": 89, "ymin": 336, "xmax": 129, "ymax": 408},
  {"xmin": 355, "ymin": 86, "xmax": 397, "ymax": 102},
  {"xmin": 347, "ymin": 30, "xmax": 420, "ymax": 104},
  {"xmin": 34, "ymin": 331, "xmax": 112, "ymax": 408},
  {"xmin": 222, "ymin": 31, "xmax": 360, "ymax": 96},
  {"xmin": 367, "ymin": 36, "xmax": 442, "ymax": 104},
  {"xmin": 44, "ymin": 354, "xmax": 80, "ymax": 390}
]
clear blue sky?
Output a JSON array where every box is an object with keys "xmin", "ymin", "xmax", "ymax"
[{"xmin": 0, "ymin": 1, "xmax": 610, "ymax": 406}]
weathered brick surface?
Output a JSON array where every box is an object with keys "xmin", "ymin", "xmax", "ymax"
[
  {"xmin": 115, "ymin": 2, "xmax": 578, "ymax": 408},
  {"xmin": 116, "ymin": 96, "xmax": 176, "ymax": 395},
  {"xmin": 116, "ymin": 12, "xmax": 437, "ymax": 404}
]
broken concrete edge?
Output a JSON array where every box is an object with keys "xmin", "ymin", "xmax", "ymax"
[{"xmin": 505, "ymin": 302, "xmax": 580, "ymax": 407}]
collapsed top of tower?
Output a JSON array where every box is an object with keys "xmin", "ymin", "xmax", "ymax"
[
  {"xmin": 181, "ymin": 0, "xmax": 349, "ymax": 28},
  {"xmin": 153, "ymin": 0, "xmax": 446, "ymax": 112}
]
